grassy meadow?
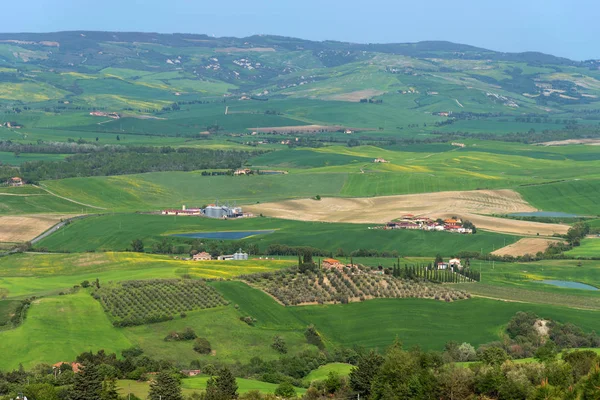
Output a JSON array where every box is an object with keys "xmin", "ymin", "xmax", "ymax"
[
  {"xmin": 303, "ymin": 363, "xmax": 354, "ymax": 384},
  {"xmin": 116, "ymin": 377, "xmax": 306, "ymax": 398},
  {"xmin": 566, "ymin": 238, "xmax": 600, "ymax": 257},
  {"xmin": 0, "ymin": 291, "xmax": 132, "ymax": 370}
]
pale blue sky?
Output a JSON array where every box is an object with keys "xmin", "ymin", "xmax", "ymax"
[{"xmin": 3, "ymin": 0, "xmax": 598, "ymax": 60}]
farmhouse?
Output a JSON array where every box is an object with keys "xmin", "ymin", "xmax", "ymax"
[
  {"xmin": 373, "ymin": 158, "xmax": 389, "ymax": 163},
  {"xmin": 180, "ymin": 369, "xmax": 202, "ymax": 377},
  {"xmin": 7, "ymin": 177, "xmax": 23, "ymax": 186},
  {"xmin": 322, "ymin": 258, "xmax": 344, "ymax": 269},
  {"xmin": 449, "ymin": 258, "xmax": 462, "ymax": 269},
  {"xmin": 234, "ymin": 168, "xmax": 252, "ymax": 175},
  {"xmin": 193, "ymin": 252, "xmax": 212, "ymax": 261},
  {"xmin": 53, "ymin": 362, "xmax": 82, "ymax": 373},
  {"xmin": 3, "ymin": 121, "xmax": 23, "ymax": 129},
  {"xmin": 444, "ymin": 218, "xmax": 462, "ymax": 225},
  {"xmin": 437, "ymin": 262, "xmax": 449, "ymax": 270}
]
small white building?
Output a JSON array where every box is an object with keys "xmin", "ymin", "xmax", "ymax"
[{"xmin": 448, "ymin": 258, "xmax": 462, "ymax": 269}]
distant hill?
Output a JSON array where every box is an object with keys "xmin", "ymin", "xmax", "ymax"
[{"xmin": 0, "ymin": 30, "xmax": 598, "ymax": 129}]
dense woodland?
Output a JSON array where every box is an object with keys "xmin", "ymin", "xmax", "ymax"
[{"xmin": 16, "ymin": 148, "xmax": 261, "ymax": 181}]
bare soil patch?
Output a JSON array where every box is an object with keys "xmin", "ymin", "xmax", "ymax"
[
  {"xmin": 246, "ymin": 190, "xmax": 569, "ymax": 236},
  {"xmin": 537, "ymin": 139, "xmax": 600, "ymax": 146},
  {"xmin": 324, "ymin": 89, "xmax": 385, "ymax": 102},
  {"xmin": 0, "ymin": 214, "xmax": 78, "ymax": 243},
  {"xmin": 492, "ymin": 238, "xmax": 563, "ymax": 257},
  {"xmin": 73, "ymin": 253, "xmax": 108, "ymax": 267}
]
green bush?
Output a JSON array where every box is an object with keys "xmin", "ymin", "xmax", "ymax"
[{"xmin": 193, "ymin": 338, "xmax": 212, "ymax": 354}]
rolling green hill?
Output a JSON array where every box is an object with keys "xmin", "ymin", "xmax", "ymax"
[{"xmin": 35, "ymin": 213, "xmax": 517, "ymax": 256}]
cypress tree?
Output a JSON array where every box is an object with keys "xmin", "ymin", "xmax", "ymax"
[{"xmin": 148, "ymin": 371, "xmax": 183, "ymax": 400}]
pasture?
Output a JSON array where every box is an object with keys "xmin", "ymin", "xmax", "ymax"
[
  {"xmin": 116, "ymin": 377, "xmax": 306, "ymax": 398},
  {"xmin": 0, "ymin": 189, "xmax": 84, "ymax": 215},
  {"xmin": 517, "ymin": 179, "xmax": 600, "ymax": 216},
  {"xmin": 303, "ymin": 363, "xmax": 354, "ymax": 384},
  {"xmin": 0, "ymin": 291, "xmax": 132, "ymax": 370},
  {"xmin": 565, "ymin": 238, "xmax": 600, "ymax": 258},
  {"xmin": 39, "ymin": 172, "xmax": 349, "ymax": 211},
  {"xmin": 34, "ymin": 213, "xmax": 518, "ymax": 256}
]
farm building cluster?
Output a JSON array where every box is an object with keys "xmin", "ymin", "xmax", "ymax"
[
  {"xmin": 176, "ymin": 249, "xmax": 249, "ymax": 262},
  {"xmin": 161, "ymin": 204, "xmax": 253, "ymax": 219},
  {"xmin": 5, "ymin": 177, "xmax": 23, "ymax": 186},
  {"xmin": 372, "ymin": 215, "xmax": 474, "ymax": 234}
]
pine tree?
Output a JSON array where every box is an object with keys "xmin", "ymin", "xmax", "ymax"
[
  {"xmin": 148, "ymin": 371, "xmax": 183, "ymax": 400},
  {"xmin": 206, "ymin": 367, "xmax": 238, "ymax": 400},
  {"xmin": 100, "ymin": 377, "xmax": 119, "ymax": 400},
  {"xmin": 69, "ymin": 363, "xmax": 102, "ymax": 400},
  {"xmin": 349, "ymin": 350, "xmax": 384, "ymax": 398}
]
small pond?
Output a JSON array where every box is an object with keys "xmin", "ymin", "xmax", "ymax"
[
  {"xmin": 534, "ymin": 280, "xmax": 598, "ymax": 291},
  {"xmin": 172, "ymin": 230, "xmax": 275, "ymax": 240},
  {"xmin": 508, "ymin": 211, "xmax": 581, "ymax": 218}
]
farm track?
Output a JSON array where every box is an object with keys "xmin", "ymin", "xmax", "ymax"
[{"xmin": 34, "ymin": 184, "xmax": 106, "ymax": 210}]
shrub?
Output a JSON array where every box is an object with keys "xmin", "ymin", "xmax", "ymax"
[
  {"xmin": 275, "ymin": 382, "xmax": 296, "ymax": 398},
  {"xmin": 271, "ymin": 335, "xmax": 288, "ymax": 354},
  {"xmin": 305, "ymin": 325, "xmax": 324, "ymax": 350},
  {"xmin": 164, "ymin": 328, "xmax": 197, "ymax": 342},
  {"xmin": 193, "ymin": 338, "xmax": 212, "ymax": 354}
]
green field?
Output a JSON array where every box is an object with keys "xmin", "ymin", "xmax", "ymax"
[
  {"xmin": 35, "ymin": 213, "xmax": 518, "ymax": 256},
  {"xmin": 0, "ymin": 291, "xmax": 132, "ymax": 370},
  {"xmin": 116, "ymin": 376, "xmax": 306, "ymax": 399},
  {"xmin": 566, "ymin": 238, "xmax": 600, "ymax": 257},
  {"xmin": 0, "ymin": 152, "xmax": 68, "ymax": 165},
  {"xmin": 303, "ymin": 363, "xmax": 354, "ymax": 384},
  {"xmin": 517, "ymin": 179, "xmax": 600, "ymax": 216},
  {"xmin": 38, "ymin": 172, "xmax": 349, "ymax": 211}
]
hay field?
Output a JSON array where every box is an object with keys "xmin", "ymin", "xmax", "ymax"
[
  {"xmin": 491, "ymin": 238, "xmax": 563, "ymax": 257},
  {"xmin": 0, "ymin": 214, "xmax": 76, "ymax": 242},
  {"xmin": 246, "ymin": 190, "xmax": 569, "ymax": 236}
]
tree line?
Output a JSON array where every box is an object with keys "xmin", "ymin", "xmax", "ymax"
[{"xmin": 17, "ymin": 148, "xmax": 262, "ymax": 181}]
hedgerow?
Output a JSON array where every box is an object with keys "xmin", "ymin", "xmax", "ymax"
[{"xmin": 92, "ymin": 279, "xmax": 228, "ymax": 327}]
